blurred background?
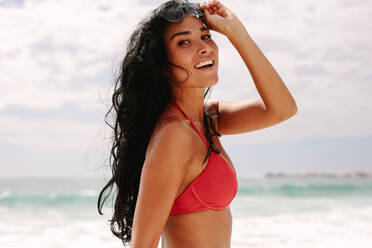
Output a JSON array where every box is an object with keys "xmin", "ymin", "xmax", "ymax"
[{"xmin": 1, "ymin": 0, "xmax": 371, "ymax": 247}]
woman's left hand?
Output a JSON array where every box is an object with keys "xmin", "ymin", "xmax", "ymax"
[{"xmin": 196, "ymin": 0, "xmax": 242, "ymax": 35}]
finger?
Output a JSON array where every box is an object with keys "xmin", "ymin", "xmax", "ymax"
[
  {"xmin": 205, "ymin": 5, "xmax": 223, "ymax": 16},
  {"xmin": 204, "ymin": 6, "xmax": 213, "ymax": 15},
  {"xmin": 204, "ymin": 8, "xmax": 212, "ymax": 16},
  {"xmin": 200, "ymin": 9, "xmax": 212, "ymax": 27},
  {"xmin": 208, "ymin": 1, "xmax": 229, "ymax": 17},
  {"xmin": 199, "ymin": 2, "xmax": 207, "ymax": 8},
  {"xmin": 206, "ymin": 0, "xmax": 224, "ymax": 9}
]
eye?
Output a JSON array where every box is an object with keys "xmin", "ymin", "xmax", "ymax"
[
  {"xmin": 202, "ymin": 34, "xmax": 212, "ymax": 40},
  {"xmin": 177, "ymin": 40, "xmax": 189, "ymax": 46},
  {"xmin": 177, "ymin": 34, "xmax": 212, "ymax": 46}
]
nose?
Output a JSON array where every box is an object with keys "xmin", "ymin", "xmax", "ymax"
[{"xmin": 197, "ymin": 41, "xmax": 212, "ymax": 55}]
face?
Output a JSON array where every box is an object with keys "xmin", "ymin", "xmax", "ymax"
[{"xmin": 163, "ymin": 14, "xmax": 219, "ymax": 89}]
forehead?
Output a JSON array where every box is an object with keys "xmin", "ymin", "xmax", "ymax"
[{"xmin": 164, "ymin": 14, "xmax": 207, "ymax": 38}]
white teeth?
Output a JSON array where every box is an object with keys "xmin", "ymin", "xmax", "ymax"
[{"xmin": 195, "ymin": 59, "xmax": 213, "ymax": 68}]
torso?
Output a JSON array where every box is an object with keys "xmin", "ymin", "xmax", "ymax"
[{"xmin": 155, "ymin": 103, "xmax": 236, "ymax": 248}]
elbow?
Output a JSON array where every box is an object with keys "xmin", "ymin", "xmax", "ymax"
[
  {"xmin": 285, "ymin": 100, "xmax": 298, "ymax": 117},
  {"xmin": 291, "ymin": 105, "xmax": 298, "ymax": 116},
  {"xmin": 284, "ymin": 97, "xmax": 298, "ymax": 117},
  {"xmin": 277, "ymin": 105, "xmax": 297, "ymax": 121}
]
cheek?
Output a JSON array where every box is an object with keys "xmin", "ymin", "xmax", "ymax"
[
  {"xmin": 211, "ymin": 41, "xmax": 218, "ymax": 53},
  {"xmin": 170, "ymin": 48, "xmax": 194, "ymax": 67},
  {"xmin": 211, "ymin": 42, "xmax": 219, "ymax": 65}
]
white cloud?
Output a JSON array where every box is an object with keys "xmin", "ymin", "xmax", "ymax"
[
  {"xmin": 0, "ymin": 0, "xmax": 371, "ymax": 176},
  {"xmin": 213, "ymin": 0, "xmax": 372, "ymax": 144}
]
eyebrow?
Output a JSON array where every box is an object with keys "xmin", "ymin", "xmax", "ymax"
[{"xmin": 170, "ymin": 26, "xmax": 208, "ymax": 40}]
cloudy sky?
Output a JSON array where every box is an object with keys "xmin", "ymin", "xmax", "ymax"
[{"xmin": 1, "ymin": 0, "xmax": 371, "ymax": 178}]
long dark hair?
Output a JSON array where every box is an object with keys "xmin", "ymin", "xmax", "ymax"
[{"xmin": 97, "ymin": 0, "xmax": 221, "ymax": 246}]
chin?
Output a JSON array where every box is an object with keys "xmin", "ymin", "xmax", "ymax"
[
  {"xmin": 208, "ymin": 78, "xmax": 218, "ymax": 87},
  {"xmin": 207, "ymin": 75, "xmax": 219, "ymax": 86}
]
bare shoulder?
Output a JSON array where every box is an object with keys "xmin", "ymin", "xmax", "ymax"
[
  {"xmin": 131, "ymin": 120, "xmax": 194, "ymax": 247},
  {"xmin": 143, "ymin": 119, "xmax": 195, "ymax": 200},
  {"xmin": 147, "ymin": 119, "xmax": 195, "ymax": 166}
]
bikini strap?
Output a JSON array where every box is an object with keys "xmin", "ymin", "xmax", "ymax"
[{"xmin": 172, "ymin": 102, "xmax": 209, "ymax": 148}]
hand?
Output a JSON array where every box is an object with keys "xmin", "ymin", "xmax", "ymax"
[{"xmin": 196, "ymin": 0, "xmax": 242, "ymax": 35}]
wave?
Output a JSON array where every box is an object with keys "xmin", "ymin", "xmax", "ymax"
[
  {"xmin": 1, "ymin": 182, "xmax": 372, "ymax": 207},
  {"xmin": 239, "ymin": 183, "xmax": 372, "ymax": 197},
  {"xmin": 0, "ymin": 190, "xmax": 109, "ymax": 207},
  {"xmin": 264, "ymin": 171, "xmax": 372, "ymax": 178},
  {"xmin": 237, "ymin": 171, "xmax": 372, "ymax": 179}
]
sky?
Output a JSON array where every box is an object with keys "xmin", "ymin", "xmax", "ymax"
[{"xmin": 0, "ymin": 0, "xmax": 371, "ymax": 178}]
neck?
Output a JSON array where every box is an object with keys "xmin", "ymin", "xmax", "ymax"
[{"xmin": 172, "ymin": 89, "xmax": 205, "ymax": 123}]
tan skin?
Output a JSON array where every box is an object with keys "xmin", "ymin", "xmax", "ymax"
[
  {"xmin": 131, "ymin": 1, "xmax": 297, "ymax": 247},
  {"xmin": 160, "ymin": 13, "xmax": 234, "ymax": 248}
]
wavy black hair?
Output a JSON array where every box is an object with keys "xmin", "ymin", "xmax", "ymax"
[{"xmin": 97, "ymin": 0, "xmax": 221, "ymax": 246}]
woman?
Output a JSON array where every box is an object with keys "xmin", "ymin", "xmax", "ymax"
[{"xmin": 97, "ymin": 0, "xmax": 297, "ymax": 247}]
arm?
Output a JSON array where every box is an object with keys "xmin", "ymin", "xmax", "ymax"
[
  {"xmin": 226, "ymin": 19, "xmax": 297, "ymax": 117},
  {"xmin": 218, "ymin": 19, "xmax": 297, "ymax": 135},
  {"xmin": 201, "ymin": 1, "xmax": 297, "ymax": 135},
  {"xmin": 207, "ymin": 98, "xmax": 293, "ymax": 135},
  {"xmin": 131, "ymin": 121, "xmax": 193, "ymax": 248}
]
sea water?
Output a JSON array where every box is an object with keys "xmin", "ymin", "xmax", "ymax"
[{"xmin": 1, "ymin": 175, "xmax": 371, "ymax": 248}]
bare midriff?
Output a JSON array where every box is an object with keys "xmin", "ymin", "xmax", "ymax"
[{"xmin": 162, "ymin": 207, "xmax": 233, "ymax": 248}]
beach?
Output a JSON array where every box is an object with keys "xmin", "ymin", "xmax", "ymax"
[{"xmin": 1, "ymin": 174, "xmax": 371, "ymax": 247}]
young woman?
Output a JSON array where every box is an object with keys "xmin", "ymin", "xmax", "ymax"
[{"xmin": 97, "ymin": 0, "xmax": 297, "ymax": 247}]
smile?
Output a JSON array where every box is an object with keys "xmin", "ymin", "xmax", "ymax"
[{"xmin": 194, "ymin": 59, "xmax": 215, "ymax": 71}]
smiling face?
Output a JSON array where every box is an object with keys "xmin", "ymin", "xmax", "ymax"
[{"xmin": 163, "ymin": 14, "xmax": 219, "ymax": 90}]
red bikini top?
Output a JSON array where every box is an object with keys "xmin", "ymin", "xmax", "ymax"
[{"xmin": 169, "ymin": 102, "xmax": 238, "ymax": 215}]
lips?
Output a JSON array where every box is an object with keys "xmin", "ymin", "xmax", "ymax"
[
  {"xmin": 195, "ymin": 63, "xmax": 215, "ymax": 72},
  {"xmin": 193, "ymin": 58, "xmax": 215, "ymax": 69}
]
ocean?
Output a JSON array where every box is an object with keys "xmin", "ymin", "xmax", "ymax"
[{"xmin": 1, "ymin": 174, "xmax": 371, "ymax": 248}]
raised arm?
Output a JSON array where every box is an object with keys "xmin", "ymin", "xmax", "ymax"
[
  {"xmin": 131, "ymin": 121, "xmax": 193, "ymax": 248},
  {"xmin": 224, "ymin": 19, "xmax": 297, "ymax": 118},
  {"xmin": 200, "ymin": 0, "xmax": 297, "ymax": 135}
]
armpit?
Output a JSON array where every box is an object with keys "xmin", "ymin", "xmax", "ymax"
[{"xmin": 204, "ymin": 100, "xmax": 221, "ymax": 137}]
